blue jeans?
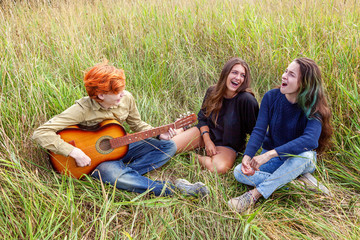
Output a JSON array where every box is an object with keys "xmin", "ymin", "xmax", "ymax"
[
  {"xmin": 91, "ymin": 138, "xmax": 177, "ymax": 196},
  {"xmin": 233, "ymin": 150, "xmax": 317, "ymax": 199}
]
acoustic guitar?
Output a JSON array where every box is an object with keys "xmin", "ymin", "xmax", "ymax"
[{"xmin": 49, "ymin": 113, "xmax": 196, "ymax": 179}]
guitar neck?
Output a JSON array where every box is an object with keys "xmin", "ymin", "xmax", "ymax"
[{"xmin": 110, "ymin": 123, "xmax": 175, "ymax": 149}]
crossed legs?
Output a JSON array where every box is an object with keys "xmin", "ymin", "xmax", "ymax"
[
  {"xmin": 172, "ymin": 127, "xmax": 237, "ymax": 174},
  {"xmin": 234, "ymin": 151, "xmax": 317, "ymax": 199}
]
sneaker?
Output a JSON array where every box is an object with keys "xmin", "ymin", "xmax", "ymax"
[
  {"xmin": 228, "ymin": 191, "xmax": 256, "ymax": 213},
  {"xmin": 174, "ymin": 179, "xmax": 209, "ymax": 197},
  {"xmin": 297, "ymin": 173, "xmax": 331, "ymax": 196}
]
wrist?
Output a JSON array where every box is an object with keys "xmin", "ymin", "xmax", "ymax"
[
  {"xmin": 204, "ymin": 136, "xmax": 212, "ymax": 144},
  {"xmin": 69, "ymin": 147, "xmax": 77, "ymax": 157},
  {"xmin": 265, "ymin": 150, "xmax": 278, "ymax": 159},
  {"xmin": 243, "ymin": 155, "xmax": 251, "ymax": 160},
  {"xmin": 242, "ymin": 155, "xmax": 252, "ymax": 162},
  {"xmin": 201, "ymin": 130, "xmax": 209, "ymax": 136}
]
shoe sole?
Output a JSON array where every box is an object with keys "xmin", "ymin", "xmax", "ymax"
[
  {"xmin": 175, "ymin": 179, "xmax": 209, "ymax": 196},
  {"xmin": 299, "ymin": 173, "xmax": 331, "ymax": 196}
]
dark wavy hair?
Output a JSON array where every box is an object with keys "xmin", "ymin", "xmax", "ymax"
[
  {"xmin": 202, "ymin": 57, "xmax": 254, "ymax": 124},
  {"xmin": 295, "ymin": 57, "xmax": 333, "ymax": 152}
]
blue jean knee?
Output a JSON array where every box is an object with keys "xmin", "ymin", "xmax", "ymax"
[
  {"xmin": 234, "ymin": 163, "xmax": 278, "ymax": 187},
  {"xmin": 92, "ymin": 160, "xmax": 174, "ymax": 196},
  {"xmin": 256, "ymin": 150, "xmax": 317, "ymax": 198},
  {"xmin": 91, "ymin": 139, "xmax": 177, "ymax": 196},
  {"xmin": 125, "ymin": 139, "xmax": 177, "ymax": 175},
  {"xmin": 297, "ymin": 151, "xmax": 317, "ymax": 174}
]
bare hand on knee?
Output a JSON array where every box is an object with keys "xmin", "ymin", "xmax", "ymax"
[
  {"xmin": 204, "ymin": 139, "xmax": 219, "ymax": 156},
  {"xmin": 241, "ymin": 155, "xmax": 255, "ymax": 176}
]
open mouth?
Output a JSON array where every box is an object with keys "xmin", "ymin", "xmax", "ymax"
[
  {"xmin": 281, "ymin": 83, "xmax": 288, "ymax": 87},
  {"xmin": 231, "ymin": 80, "xmax": 240, "ymax": 88}
]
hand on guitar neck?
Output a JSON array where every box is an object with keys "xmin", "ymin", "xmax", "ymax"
[
  {"xmin": 158, "ymin": 114, "xmax": 191, "ymax": 140},
  {"xmin": 158, "ymin": 127, "xmax": 181, "ymax": 140}
]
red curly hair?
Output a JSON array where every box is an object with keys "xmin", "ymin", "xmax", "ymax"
[{"xmin": 84, "ymin": 60, "xmax": 126, "ymax": 102}]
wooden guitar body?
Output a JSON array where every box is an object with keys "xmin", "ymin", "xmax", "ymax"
[{"xmin": 49, "ymin": 120, "xmax": 128, "ymax": 179}]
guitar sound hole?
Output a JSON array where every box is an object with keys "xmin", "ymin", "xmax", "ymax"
[{"xmin": 99, "ymin": 139, "xmax": 112, "ymax": 151}]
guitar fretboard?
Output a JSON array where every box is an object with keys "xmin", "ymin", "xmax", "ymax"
[{"xmin": 110, "ymin": 123, "xmax": 175, "ymax": 148}]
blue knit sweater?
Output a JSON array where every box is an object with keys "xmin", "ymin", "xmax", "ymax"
[{"xmin": 244, "ymin": 89, "xmax": 322, "ymax": 159}]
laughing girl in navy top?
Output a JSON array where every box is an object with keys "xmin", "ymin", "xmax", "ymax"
[
  {"xmin": 228, "ymin": 57, "xmax": 332, "ymax": 213},
  {"xmin": 173, "ymin": 57, "xmax": 259, "ymax": 174}
]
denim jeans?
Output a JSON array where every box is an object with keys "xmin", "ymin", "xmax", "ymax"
[
  {"xmin": 233, "ymin": 150, "xmax": 317, "ymax": 199},
  {"xmin": 91, "ymin": 138, "xmax": 177, "ymax": 196}
]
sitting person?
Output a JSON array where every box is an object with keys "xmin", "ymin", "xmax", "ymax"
[
  {"xmin": 32, "ymin": 60, "xmax": 209, "ymax": 197},
  {"xmin": 172, "ymin": 57, "xmax": 259, "ymax": 174},
  {"xmin": 228, "ymin": 57, "xmax": 333, "ymax": 213}
]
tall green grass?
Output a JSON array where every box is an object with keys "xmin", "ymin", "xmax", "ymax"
[{"xmin": 1, "ymin": 0, "xmax": 359, "ymax": 238}]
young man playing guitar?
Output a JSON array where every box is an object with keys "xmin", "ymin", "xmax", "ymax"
[{"xmin": 32, "ymin": 60, "xmax": 209, "ymax": 197}]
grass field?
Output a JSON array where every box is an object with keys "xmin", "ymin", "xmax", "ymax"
[{"xmin": 0, "ymin": 0, "xmax": 359, "ymax": 239}]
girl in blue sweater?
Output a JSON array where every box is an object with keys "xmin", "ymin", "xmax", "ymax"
[{"xmin": 228, "ymin": 57, "xmax": 332, "ymax": 213}]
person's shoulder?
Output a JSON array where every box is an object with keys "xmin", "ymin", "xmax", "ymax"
[
  {"xmin": 123, "ymin": 90, "xmax": 133, "ymax": 97},
  {"xmin": 310, "ymin": 113, "xmax": 323, "ymax": 124},
  {"xmin": 75, "ymin": 96, "xmax": 91, "ymax": 105},
  {"xmin": 115, "ymin": 90, "xmax": 136, "ymax": 108},
  {"xmin": 238, "ymin": 91, "xmax": 256, "ymax": 99},
  {"xmin": 74, "ymin": 96, "xmax": 98, "ymax": 110},
  {"xmin": 121, "ymin": 90, "xmax": 135, "ymax": 101},
  {"xmin": 205, "ymin": 85, "xmax": 215, "ymax": 94},
  {"xmin": 207, "ymin": 85, "xmax": 216, "ymax": 91},
  {"xmin": 237, "ymin": 91, "xmax": 258, "ymax": 103},
  {"xmin": 201, "ymin": 85, "xmax": 215, "ymax": 99},
  {"xmin": 50, "ymin": 97, "xmax": 88, "ymax": 120},
  {"xmin": 266, "ymin": 88, "xmax": 281, "ymax": 96},
  {"xmin": 262, "ymin": 88, "xmax": 282, "ymax": 101}
]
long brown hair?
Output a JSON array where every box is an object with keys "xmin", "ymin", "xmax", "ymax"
[
  {"xmin": 295, "ymin": 57, "xmax": 333, "ymax": 153},
  {"xmin": 202, "ymin": 57, "xmax": 254, "ymax": 124}
]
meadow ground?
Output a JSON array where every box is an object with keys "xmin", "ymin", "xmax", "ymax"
[{"xmin": 0, "ymin": 0, "xmax": 359, "ymax": 239}]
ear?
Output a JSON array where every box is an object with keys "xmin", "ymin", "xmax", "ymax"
[{"xmin": 98, "ymin": 94, "xmax": 104, "ymax": 100}]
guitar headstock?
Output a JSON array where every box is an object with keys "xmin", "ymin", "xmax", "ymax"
[{"xmin": 174, "ymin": 112, "xmax": 197, "ymax": 129}]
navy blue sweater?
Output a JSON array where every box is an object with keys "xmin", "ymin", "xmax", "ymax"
[
  {"xmin": 244, "ymin": 89, "xmax": 322, "ymax": 159},
  {"xmin": 197, "ymin": 87, "xmax": 259, "ymax": 152}
]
